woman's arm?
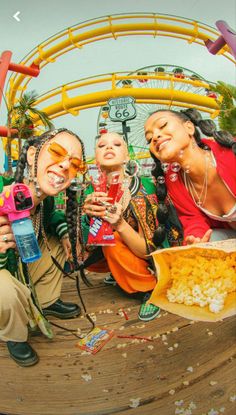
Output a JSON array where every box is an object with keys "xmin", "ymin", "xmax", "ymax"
[
  {"xmin": 0, "ymin": 215, "xmax": 16, "ymax": 269},
  {"xmin": 114, "ymin": 216, "xmax": 147, "ymax": 258},
  {"xmin": 84, "ymin": 192, "xmax": 148, "ymax": 258}
]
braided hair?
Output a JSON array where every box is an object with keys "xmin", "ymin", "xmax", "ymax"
[
  {"xmin": 147, "ymin": 108, "xmax": 236, "ymax": 247},
  {"xmin": 180, "ymin": 108, "xmax": 236, "ymax": 154},
  {"xmin": 65, "ymin": 134, "xmax": 87, "ymax": 272},
  {"xmin": 14, "ymin": 128, "xmax": 87, "ymax": 273}
]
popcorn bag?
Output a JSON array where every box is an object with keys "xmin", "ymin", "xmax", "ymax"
[{"xmin": 149, "ymin": 239, "xmax": 236, "ymax": 322}]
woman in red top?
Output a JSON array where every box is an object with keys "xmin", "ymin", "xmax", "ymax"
[{"xmin": 144, "ymin": 108, "xmax": 236, "ymax": 244}]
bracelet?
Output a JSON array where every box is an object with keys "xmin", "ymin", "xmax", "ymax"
[{"xmin": 115, "ymin": 217, "xmax": 126, "ymax": 232}]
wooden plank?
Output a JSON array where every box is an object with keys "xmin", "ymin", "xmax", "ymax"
[{"xmin": 0, "ymin": 274, "xmax": 235, "ymax": 415}]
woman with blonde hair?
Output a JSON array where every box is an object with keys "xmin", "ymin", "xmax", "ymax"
[{"xmin": 82, "ymin": 132, "xmax": 182, "ymax": 321}]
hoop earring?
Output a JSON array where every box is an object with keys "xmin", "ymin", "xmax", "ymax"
[
  {"xmin": 33, "ymin": 177, "xmax": 42, "ymax": 198},
  {"xmin": 125, "ymin": 159, "xmax": 140, "ymax": 177}
]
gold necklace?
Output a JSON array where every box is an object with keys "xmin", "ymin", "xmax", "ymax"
[{"xmin": 184, "ymin": 152, "xmax": 209, "ymax": 207}]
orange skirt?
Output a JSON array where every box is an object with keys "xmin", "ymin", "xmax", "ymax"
[{"xmin": 88, "ymin": 232, "xmax": 157, "ymax": 294}]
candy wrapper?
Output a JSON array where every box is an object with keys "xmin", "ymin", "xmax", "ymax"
[
  {"xmin": 87, "ymin": 171, "xmax": 123, "ymax": 246},
  {"xmin": 76, "ymin": 327, "xmax": 114, "ymax": 354},
  {"xmin": 149, "ymin": 239, "xmax": 236, "ymax": 322}
]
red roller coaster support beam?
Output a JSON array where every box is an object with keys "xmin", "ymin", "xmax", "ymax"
[
  {"xmin": 0, "ymin": 51, "xmax": 12, "ymax": 108},
  {"xmin": 0, "ymin": 50, "xmax": 40, "ymax": 107},
  {"xmin": 0, "ymin": 126, "xmax": 18, "ymax": 137},
  {"xmin": 8, "ymin": 61, "xmax": 40, "ymax": 77},
  {"xmin": 0, "ymin": 50, "xmax": 40, "ymax": 136}
]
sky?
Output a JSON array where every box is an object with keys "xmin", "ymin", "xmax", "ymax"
[{"xmin": 0, "ymin": 0, "xmax": 235, "ymax": 169}]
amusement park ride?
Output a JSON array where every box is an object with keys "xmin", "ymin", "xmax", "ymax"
[
  {"xmin": 0, "ymin": 14, "xmax": 235, "ymax": 166},
  {"xmin": 0, "ymin": 13, "xmax": 236, "ymax": 415}
]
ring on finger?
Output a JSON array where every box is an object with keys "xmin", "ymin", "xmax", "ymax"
[
  {"xmin": 109, "ymin": 205, "xmax": 117, "ymax": 214},
  {"xmin": 2, "ymin": 235, "xmax": 8, "ymax": 243},
  {"xmin": 104, "ymin": 210, "xmax": 110, "ymax": 219}
]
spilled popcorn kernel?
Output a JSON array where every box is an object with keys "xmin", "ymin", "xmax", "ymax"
[
  {"xmin": 81, "ymin": 374, "xmax": 92, "ymax": 382},
  {"xmin": 129, "ymin": 398, "xmax": 141, "ymax": 408},
  {"xmin": 172, "ymin": 327, "xmax": 179, "ymax": 332},
  {"xmin": 148, "ymin": 345, "xmax": 154, "ymax": 350}
]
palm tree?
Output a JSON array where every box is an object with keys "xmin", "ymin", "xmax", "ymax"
[
  {"xmin": 6, "ymin": 90, "xmax": 54, "ymax": 174},
  {"xmin": 209, "ymin": 81, "xmax": 236, "ymax": 136}
]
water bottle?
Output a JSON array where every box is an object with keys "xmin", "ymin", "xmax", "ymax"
[{"xmin": 11, "ymin": 217, "xmax": 42, "ymax": 263}]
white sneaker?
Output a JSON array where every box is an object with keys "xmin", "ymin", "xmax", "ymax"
[{"xmin": 104, "ymin": 274, "xmax": 117, "ymax": 286}]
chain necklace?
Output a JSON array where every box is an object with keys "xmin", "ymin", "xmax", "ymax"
[
  {"xmin": 120, "ymin": 186, "xmax": 131, "ymax": 211},
  {"xmin": 184, "ymin": 152, "xmax": 209, "ymax": 207}
]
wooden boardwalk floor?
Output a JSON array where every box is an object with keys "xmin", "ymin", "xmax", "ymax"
[{"xmin": 0, "ymin": 272, "xmax": 235, "ymax": 415}]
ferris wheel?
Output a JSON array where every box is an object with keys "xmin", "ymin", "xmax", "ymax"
[{"xmin": 97, "ymin": 64, "xmax": 218, "ymax": 161}]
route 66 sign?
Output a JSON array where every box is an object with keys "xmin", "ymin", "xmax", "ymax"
[{"xmin": 108, "ymin": 96, "xmax": 136, "ymax": 122}]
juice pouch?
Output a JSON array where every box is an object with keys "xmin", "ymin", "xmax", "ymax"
[{"xmin": 87, "ymin": 172, "xmax": 123, "ymax": 246}]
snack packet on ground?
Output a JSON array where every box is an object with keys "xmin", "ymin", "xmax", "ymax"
[
  {"xmin": 149, "ymin": 239, "xmax": 236, "ymax": 322},
  {"xmin": 76, "ymin": 327, "xmax": 114, "ymax": 354}
]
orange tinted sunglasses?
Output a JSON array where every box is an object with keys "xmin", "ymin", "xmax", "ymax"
[{"xmin": 47, "ymin": 142, "xmax": 87, "ymax": 175}]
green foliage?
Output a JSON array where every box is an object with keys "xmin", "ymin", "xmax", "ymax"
[
  {"xmin": 9, "ymin": 90, "xmax": 54, "ymax": 139},
  {"xmin": 5, "ymin": 90, "xmax": 54, "ymax": 175},
  {"xmin": 209, "ymin": 81, "xmax": 236, "ymax": 135}
]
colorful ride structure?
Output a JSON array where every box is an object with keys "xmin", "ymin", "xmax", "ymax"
[
  {"xmin": 96, "ymin": 64, "xmax": 219, "ymax": 161},
  {"xmin": 205, "ymin": 20, "xmax": 236, "ymax": 59},
  {"xmin": 1, "ymin": 13, "xmax": 235, "ymax": 165}
]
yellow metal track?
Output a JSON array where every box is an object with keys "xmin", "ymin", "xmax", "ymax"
[{"xmin": 7, "ymin": 13, "xmax": 235, "ymax": 106}]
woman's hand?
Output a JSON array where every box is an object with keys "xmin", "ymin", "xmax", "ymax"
[
  {"xmin": 83, "ymin": 192, "xmax": 125, "ymax": 230},
  {"xmin": 103, "ymin": 202, "xmax": 125, "ymax": 231},
  {"xmin": 0, "ymin": 215, "xmax": 16, "ymax": 254},
  {"xmin": 60, "ymin": 234, "xmax": 81, "ymax": 261},
  {"xmin": 60, "ymin": 234, "xmax": 72, "ymax": 260},
  {"xmin": 83, "ymin": 192, "xmax": 112, "ymax": 218},
  {"xmin": 185, "ymin": 229, "xmax": 212, "ymax": 245}
]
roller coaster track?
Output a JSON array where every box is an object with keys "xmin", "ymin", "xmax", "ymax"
[
  {"xmin": 7, "ymin": 13, "xmax": 235, "ymax": 106},
  {"xmin": 31, "ymin": 72, "xmax": 219, "ymax": 121}
]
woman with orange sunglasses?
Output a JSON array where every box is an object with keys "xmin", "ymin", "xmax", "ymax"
[{"xmin": 0, "ymin": 128, "xmax": 87, "ymax": 367}]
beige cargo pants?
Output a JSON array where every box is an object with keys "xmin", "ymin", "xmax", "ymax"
[{"xmin": 0, "ymin": 236, "xmax": 65, "ymax": 342}]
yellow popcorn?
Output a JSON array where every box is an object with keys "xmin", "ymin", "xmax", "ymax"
[
  {"xmin": 166, "ymin": 254, "xmax": 235, "ymax": 313},
  {"xmin": 150, "ymin": 239, "xmax": 236, "ymax": 322}
]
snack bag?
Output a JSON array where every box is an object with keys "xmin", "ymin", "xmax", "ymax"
[
  {"xmin": 149, "ymin": 239, "xmax": 236, "ymax": 322},
  {"xmin": 87, "ymin": 172, "xmax": 123, "ymax": 246},
  {"xmin": 76, "ymin": 327, "xmax": 114, "ymax": 354}
]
